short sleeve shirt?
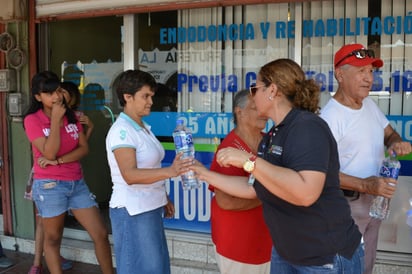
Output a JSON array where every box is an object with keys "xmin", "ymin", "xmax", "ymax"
[
  {"xmin": 320, "ymin": 97, "xmax": 389, "ymax": 178},
  {"xmin": 254, "ymin": 109, "xmax": 361, "ymax": 266},
  {"xmin": 106, "ymin": 112, "xmax": 168, "ymax": 216},
  {"xmin": 24, "ymin": 109, "xmax": 83, "ymax": 180}
]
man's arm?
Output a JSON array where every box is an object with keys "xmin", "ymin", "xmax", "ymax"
[{"xmin": 384, "ymin": 124, "xmax": 412, "ymax": 156}]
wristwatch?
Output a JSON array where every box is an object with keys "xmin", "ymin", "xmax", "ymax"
[{"xmin": 243, "ymin": 155, "xmax": 257, "ymax": 173}]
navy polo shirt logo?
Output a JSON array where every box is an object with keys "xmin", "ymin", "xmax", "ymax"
[{"xmin": 269, "ymin": 145, "xmax": 283, "ymax": 155}]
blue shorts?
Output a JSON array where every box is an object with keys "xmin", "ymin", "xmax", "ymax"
[{"xmin": 32, "ymin": 178, "xmax": 97, "ymax": 218}]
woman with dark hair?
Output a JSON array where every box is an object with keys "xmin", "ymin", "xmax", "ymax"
[
  {"xmin": 191, "ymin": 59, "xmax": 364, "ymax": 274},
  {"xmin": 61, "ymin": 81, "xmax": 94, "ymax": 140},
  {"xmin": 105, "ymin": 69, "xmax": 192, "ymax": 274},
  {"xmin": 23, "ymin": 71, "xmax": 113, "ymax": 274}
]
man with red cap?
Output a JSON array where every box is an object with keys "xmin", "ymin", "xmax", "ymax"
[{"xmin": 320, "ymin": 43, "xmax": 412, "ymax": 274}]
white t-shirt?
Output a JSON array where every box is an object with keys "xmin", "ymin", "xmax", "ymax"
[
  {"xmin": 320, "ymin": 97, "xmax": 389, "ymax": 178},
  {"xmin": 106, "ymin": 112, "xmax": 167, "ymax": 215}
]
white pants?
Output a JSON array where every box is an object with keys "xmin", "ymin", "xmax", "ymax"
[
  {"xmin": 348, "ymin": 193, "xmax": 381, "ymax": 274},
  {"xmin": 214, "ymin": 246, "xmax": 271, "ymax": 274}
]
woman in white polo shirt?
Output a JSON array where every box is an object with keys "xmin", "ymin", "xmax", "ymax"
[{"xmin": 106, "ymin": 69, "xmax": 192, "ymax": 274}]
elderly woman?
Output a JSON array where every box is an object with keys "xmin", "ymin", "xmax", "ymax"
[{"xmin": 210, "ymin": 89, "xmax": 272, "ymax": 273}]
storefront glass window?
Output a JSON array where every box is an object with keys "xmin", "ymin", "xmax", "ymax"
[
  {"xmin": 133, "ymin": 4, "xmax": 296, "ymax": 233},
  {"xmin": 42, "ymin": 2, "xmax": 412, "ymax": 252}
]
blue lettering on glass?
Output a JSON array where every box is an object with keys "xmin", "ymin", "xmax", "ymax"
[
  {"xmin": 315, "ymin": 20, "xmax": 325, "ymax": 37},
  {"xmin": 326, "ymin": 19, "xmax": 337, "ymax": 36},
  {"xmin": 245, "ymin": 72, "xmax": 257, "ymax": 89},
  {"xmin": 208, "ymin": 25, "xmax": 217, "ymax": 41},
  {"xmin": 315, "ymin": 73, "xmax": 327, "ymax": 91},
  {"xmin": 197, "ymin": 26, "xmax": 206, "ymax": 42},
  {"xmin": 245, "ymin": 23, "xmax": 255, "ymax": 40},
  {"xmin": 388, "ymin": 71, "xmax": 400, "ymax": 92},
  {"xmin": 140, "ymin": 52, "xmax": 156, "ymax": 63},
  {"xmin": 159, "ymin": 15, "xmax": 412, "ymax": 45},
  {"xmin": 405, "ymin": 14, "xmax": 412, "ymax": 34},
  {"xmin": 199, "ymin": 75, "xmax": 208, "ymax": 92},
  {"xmin": 404, "ymin": 71, "xmax": 412, "ymax": 91},
  {"xmin": 355, "ymin": 18, "xmax": 361, "ymax": 35},
  {"xmin": 383, "ymin": 71, "xmax": 412, "ymax": 92},
  {"xmin": 288, "ymin": 21, "xmax": 295, "ymax": 38},
  {"xmin": 159, "ymin": 28, "xmax": 167, "ymax": 44},
  {"xmin": 177, "ymin": 73, "xmax": 238, "ymax": 92},
  {"xmin": 361, "ymin": 17, "xmax": 371, "ymax": 35},
  {"xmin": 338, "ymin": 18, "xmax": 345, "ymax": 36},
  {"xmin": 178, "ymin": 70, "xmax": 412, "ymax": 94},
  {"xmin": 345, "ymin": 18, "xmax": 355, "ymax": 36},
  {"xmin": 371, "ymin": 70, "xmax": 383, "ymax": 91},
  {"xmin": 302, "ymin": 20, "xmax": 313, "ymax": 37},
  {"xmin": 228, "ymin": 24, "xmax": 237, "ymax": 40},
  {"xmin": 188, "ymin": 26, "xmax": 196, "ymax": 42},
  {"xmin": 260, "ymin": 22, "xmax": 270, "ymax": 39},
  {"xmin": 276, "ymin": 21, "xmax": 286, "ymax": 38},
  {"xmin": 371, "ymin": 17, "xmax": 382, "ymax": 35},
  {"xmin": 384, "ymin": 16, "xmax": 395, "ymax": 34}
]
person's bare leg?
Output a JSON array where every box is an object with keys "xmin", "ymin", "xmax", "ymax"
[
  {"xmin": 72, "ymin": 207, "xmax": 114, "ymax": 274},
  {"xmin": 42, "ymin": 213, "xmax": 65, "ymax": 274},
  {"xmin": 32, "ymin": 216, "xmax": 44, "ymax": 267}
]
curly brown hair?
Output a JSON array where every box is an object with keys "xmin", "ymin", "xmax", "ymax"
[{"xmin": 259, "ymin": 59, "xmax": 320, "ymax": 114}]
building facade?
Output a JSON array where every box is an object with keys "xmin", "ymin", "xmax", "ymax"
[{"xmin": 0, "ymin": 0, "xmax": 411, "ymax": 271}]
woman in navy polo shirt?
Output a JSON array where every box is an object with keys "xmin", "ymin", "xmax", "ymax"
[{"xmin": 192, "ymin": 59, "xmax": 363, "ymax": 274}]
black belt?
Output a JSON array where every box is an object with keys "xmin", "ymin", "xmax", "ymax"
[{"xmin": 342, "ymin": 190, "xmax": 360, "ymax": 200}]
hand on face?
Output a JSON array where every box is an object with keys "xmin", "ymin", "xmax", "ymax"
[
  {"xmin": 78, "ymin": 114, "xmax": 91, "ymax": 126},
  {"xmin": 51, "ymin": 97, "xmax": 67, "ymax": 120}
]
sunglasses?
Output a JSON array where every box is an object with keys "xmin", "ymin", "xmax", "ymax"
[
  {"xmin": 249, "ymin": 83, "xmax": 266, "ymax": 96},
  {"xmin": 335, "ymin": 49, "xmax": 375, "ymax": 67}
]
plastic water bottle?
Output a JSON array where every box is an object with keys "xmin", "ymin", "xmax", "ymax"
[
  {"xmin": 369, "ymin": 152, "xmax": 401, "ymax": 220},
  {"xmin": 172, "ymin": 119, "xmax": 200, "ymax": 190}
]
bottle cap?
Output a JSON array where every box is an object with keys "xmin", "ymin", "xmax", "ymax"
[{"xmin": 176, "ymin": 119, "xmax": 183, "ymax": 125}]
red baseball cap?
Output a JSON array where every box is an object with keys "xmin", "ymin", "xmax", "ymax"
[{"xmin": 334, "ymin": 43, "xmax": 383, "ymax": 68}]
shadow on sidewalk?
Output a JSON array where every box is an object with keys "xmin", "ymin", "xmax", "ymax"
[{"xmin": 0, "ymin": 249, "xmax": 105, "ymax": 274}]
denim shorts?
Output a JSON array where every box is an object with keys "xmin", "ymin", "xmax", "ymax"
[{"xmin": 32, "ymin": 178, "xmax": 97, "ymax": 218}]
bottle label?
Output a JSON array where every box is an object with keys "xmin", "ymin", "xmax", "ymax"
[
  {"xmin": 379, "ymin": 165, "xmax": 400, "ymax": 179},
  {"xmin": 173, "ymin": 132, "xmax": 193, "ymax": 149}
]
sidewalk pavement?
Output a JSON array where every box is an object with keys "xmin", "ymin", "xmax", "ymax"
[
  {"xmin": 0, "ymin": 249, "xmax": 103, "ymax": 274},
  {"xmin": 1, "ymin": 247, "xmax": 411, "ymax": 274}
]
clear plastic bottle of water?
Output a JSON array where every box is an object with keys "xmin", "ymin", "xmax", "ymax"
[
  {"xmin": 369, "ymin": 152, "xmax": 401, "ymax": 220},
  {"xmin": 172, "ymin": 119, "xmax": 200, "ymax": 190}
]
